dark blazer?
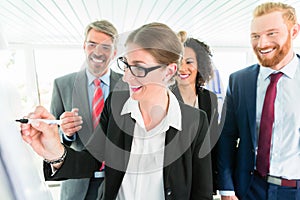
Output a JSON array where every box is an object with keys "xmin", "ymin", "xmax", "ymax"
[
  {"xmin": 172, "ymin": 85, "xmax": 218, "ymax": 124},
  {"xmin": 216, "ymin": 63, "xmax": 260, "ymax": 199},
  {"xmin": 218, "ymin": 54, "xmax": 300, "ymax": 198},
  {"xmin": 172, "ymin": 85, "xmax": 219, "ymax": 194},
  {"xmin": 45, "ymin": 91, "xmax": 213, "ymax": 200},
  {"xmin": 50, "ymin": 69, "xmax": 124, "ymax": 200}
]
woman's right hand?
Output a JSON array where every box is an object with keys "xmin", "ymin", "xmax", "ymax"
[{"xmin": 20, "ymin": 106, "xmax": 65, "ymax": 161}]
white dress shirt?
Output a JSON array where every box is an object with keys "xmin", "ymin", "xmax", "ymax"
[
  {"xmin": 256, "ymin": 54, "xmax": 300, "ymax": 179},
  {"xmin": 116, "ymin": 90, "xmax": 182, "ymax": 200}
]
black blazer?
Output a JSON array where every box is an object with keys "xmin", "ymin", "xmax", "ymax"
[
  {"xmin": 44, "ymin": 91, "xmax": 213, "ymax": 200},
  {"xmin": 171, "ymin": 85, "xmax": 218, "ymax": 124},
  {"xmin": 172, "ymin": 85, "xmax": 219, "ymax": 194}
]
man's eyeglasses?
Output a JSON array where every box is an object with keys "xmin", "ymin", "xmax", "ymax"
[
  {"xmin": 117, "ymin": 57, "xmax": 164, "ymax": 78},
  {"xmin": 85, "ymin": 41, "xmax": 113, "ymax": 52}
]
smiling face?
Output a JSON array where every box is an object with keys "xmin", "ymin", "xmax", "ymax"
[
  {"xmin": 122, "ymin": 43, "xmax": 175, "ymax": 101},
  {"xmin": 176, "ymin": 47, "xmax": 198, "ymax": 88},
  {"xmin": 250, "ymin": 11, "xmax": 294, "ymax": 70},
  {"xmin": 84, "ymin": 29, "xmax": 116, "ymax": 77}
]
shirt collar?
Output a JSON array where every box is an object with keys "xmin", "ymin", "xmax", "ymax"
[
  {"xmin": 86, "ymin": 68, "xmax": 111, "ymax": 86},
  {"xmin": 259, "ymin": 53, "xmax": 299, "ymax": 80},
  {"xmin": 121, "ymin": 89, "xmax": 182, "ymax": 131}
]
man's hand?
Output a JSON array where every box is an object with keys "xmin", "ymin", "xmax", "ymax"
[{"xmin": 59, "ymin": 108, "xmax": 83, "ymax": 137}]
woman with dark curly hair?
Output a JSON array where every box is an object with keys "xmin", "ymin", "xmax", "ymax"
[{"xmin": 173, "ymin": 31, "xmax": 219, "ymax": 195}]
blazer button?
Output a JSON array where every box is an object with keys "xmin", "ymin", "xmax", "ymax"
[
  {"xmin": 166, "ymin": 188, "xmax": 172, "ymax": 196},
  {"xmin": 250, "ymin": 171, "xmax": 254, "ymax": 175}
]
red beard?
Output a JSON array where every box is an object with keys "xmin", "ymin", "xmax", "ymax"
[{"xmin": 254, "ymin": 33, "xmax": 291, "ymax": 67}]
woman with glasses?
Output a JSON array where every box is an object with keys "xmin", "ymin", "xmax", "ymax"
[{"xmin": 20, "ymin": 22, "xmax": 213, "ymax": 200}]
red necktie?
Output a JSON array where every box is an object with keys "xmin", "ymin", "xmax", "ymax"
[
  {"xmin": 256, "ymin": 72, "xmax": 283, "ymax": 177},
  {"xmin": 92, "ymin": 79, "xmax": 104, "ymax": 129},
  {"xmin": 92, "ymin": 79, "xmax": 106, "ymax": 174}
]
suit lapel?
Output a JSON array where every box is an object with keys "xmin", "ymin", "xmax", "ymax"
[
  {"xmin": 73, "ymin": 69, "xmax": 93, "ymax": 135},
  {"xmin": 109, "ymin": 70, "xmax": 127, "ymax": 93},
  {"xmin": 163, "ymin": 127, "xmax": 178, "ymax": 188},
  {"xmin": 245, "ymin": 65, "xmax": 259, "ymax": 146},
  {"xmin": 109, "ymin": 70, "xmax": 119, "ymax": 90},
  {"xmin": 105, "ymin": 112, "xmax": 134, "ymax": 199},
  {"xmin": 121, "ymin": 114, "xmax": 135, "ymax": 152},
  {"xmin": 171, "ymin": 84, "xmax": 184, "ymax": 102}
]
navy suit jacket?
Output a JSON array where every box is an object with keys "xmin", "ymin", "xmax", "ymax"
[
  {"xmin": 217, "ymin": 54, "xmax": 300, "ymax": 198},
  {"xmin": 217, "ymin": 63, "xmax": 260, "ymax": 198}
]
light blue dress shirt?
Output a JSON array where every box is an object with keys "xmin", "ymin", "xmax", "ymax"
[
  {"xmin": 256, "ymin": 54, "xmax": 300, "ymax": 179},
  {"xmin": 63, "ymin": 69, "xmax": 111, "ymax": 142},
  {"xmin": 86, "ymin": 69, "xmax": 111, "ymax": 113}
]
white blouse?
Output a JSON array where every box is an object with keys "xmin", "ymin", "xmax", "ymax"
[{"xmin": 117, "ymin": 90, "xmax": 182, "ymax": 200}]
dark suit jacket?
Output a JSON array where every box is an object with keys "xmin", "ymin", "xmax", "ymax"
[
  {"xmin": 216, "ymin": 63, "xmax": 261, "ymax": 199},
  {"xmin": 172, "ymin": 85, "xmax": 218, "ymax": 124},
  {"xmin": 45, "ymin": 91, "xmax": 213, "ymax": 200},
  {"xmin": 172, "ymin": 85, "xmax": 219, "ymax": 194},
  {"xmin": 217, "ymin": 55, "xmax": 300, "ymax": 199},
  {"xmin": 50, "ymin": 69, "xmax": 124, "ymax": 200}
]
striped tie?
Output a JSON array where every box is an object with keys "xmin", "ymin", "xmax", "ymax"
[{"xmin": 92, "ymin": 79, "xmax": 104, "ymax": 129}]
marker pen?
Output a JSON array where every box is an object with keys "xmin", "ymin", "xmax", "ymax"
[{"xmin": 15, "ymin": 118, "xmax": 62, "ymax": 125}]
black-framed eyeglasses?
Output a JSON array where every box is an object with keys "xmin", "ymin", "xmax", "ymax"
[
  {"xmin": 85, "ymin": 41, "xmax": 113, "ymax": 52},
  {"xmin": 117, "ymin": 57, "xmax": 164, "ymax": 78}
]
